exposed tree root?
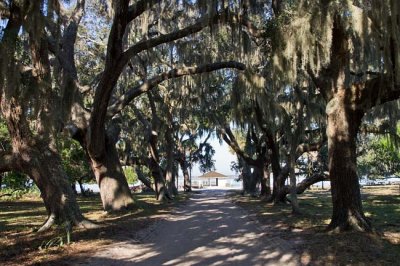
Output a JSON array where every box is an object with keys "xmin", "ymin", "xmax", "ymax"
[
  {"xmin": 37, "ymin": 213, "xmax": 100, "ymax": 233},
  {"xmin": 327, "ymin": 212, "xmax": 373, "ymax": 233},
  {"xmin": 37, "ymin": 214, "xmax": 57, "ymax": 233}
]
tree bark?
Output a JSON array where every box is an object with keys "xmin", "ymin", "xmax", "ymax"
[
  {"xmin": 326, "ymin": 92, "xmax": 371, "ymax": 232},
  {"xmin": 180, "ymin": 160, "xmax": 192, "ymax": 192},
  {"xmin": 88, "ymin": 135, "xmax": 134, "ymax": 212},
  {"xmin": 267, "ymin": 135, "xmax": 287, "ymax": 203},
  {"xmin": 14, "ymin": 141, "xmax": 96, "ymax": 232},
  {"xmin": 165, "ymin": 124, "xmax": 178, "ymax": 196},
  {"xmin": 31, "ymin": 149, "xmax": 94, "ymax": 231},
  {"xmin": 148, "ymin": 158, "xmax": 169, "ymax": 201},
  {"xmin": 240, "ymin": 159, "xmax": 258, "ymax": 196},
  {"xmin": 288, "ymin": 152, "xmax": 301, "ymax": 214},
  {"xmin": 260, "ymin": 164, "xmax": 271, "ymax": 198}
]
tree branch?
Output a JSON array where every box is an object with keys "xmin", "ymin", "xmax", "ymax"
[
  {"xmin": 295, "ymin": 139, "xmax": 327, "ymax": 158},
  {"xmin": 218, "ymin": 126, "xmax": 258, "ymax": 166},
  {"xmin": 107, "ymin": 61, "xmax": 245, "ymax": 118},
  {"xmin": 191, "ymin": 132, "xmax": 212, "ymax": 159},
  {"xmin": 127, "ymin": 0, "xmax": 161, "ymax": 22},
  {"xmin": 279, "ymin": 173, "xmax": 329, "ymax": 197},
  {"xmin": 119, "ymin": 9, "xmax": 261, "ymax": 72}
]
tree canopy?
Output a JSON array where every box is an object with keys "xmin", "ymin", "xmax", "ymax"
[{"xmin": 0, "ymin": 0, "xmax": 399, "ymax": 234}]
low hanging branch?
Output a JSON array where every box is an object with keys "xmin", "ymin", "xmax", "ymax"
[
  {"xmin": 278, "ymin": 173, "xmax": 330, "ymax": 198},
  {"xmin": 107, "ymin": 61, "xmax": 246, "ymax": 118}
]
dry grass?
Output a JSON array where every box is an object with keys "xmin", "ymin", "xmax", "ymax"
[
  {"xmin": 233, "ymin": 185, "xmax": 400, "ymax": 266},
  {"xmin": 0, "ymin": 192, "xmax": 188, "ymax": 266}
]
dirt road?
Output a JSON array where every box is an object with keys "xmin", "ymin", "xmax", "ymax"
[{"xmin": 81, "ymin": 190, "xmax": 299, "ymax": 265}]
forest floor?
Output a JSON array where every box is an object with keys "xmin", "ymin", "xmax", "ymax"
[
  {"xmin": 234, "ymin": 185, "xmax": 400, "ymax": 265},
  {"xmin": 1, "ymin": 186, "xmax": 399, "ymax": 265}
]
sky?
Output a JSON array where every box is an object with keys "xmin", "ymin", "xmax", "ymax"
[{"xmin": 190, "ymin": 137, "xmax": 238, "ymax": 177}]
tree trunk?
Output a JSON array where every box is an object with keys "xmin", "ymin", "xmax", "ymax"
[
  {"xmin": 165, "ymin": 127, "xmax": 178, "ymax": 196},
  {"xmin": 270, "ymin": 166, "xmax": 288, "ymax": 203},
  {"xmin": 267, "ymin": 135, "xmax": 287, "ymax": 203},
  {"xmin": 172, "ymin": 163, "xmax": 179, "ymax": 195},
  {"xmin": 89, "ymin": 136, "xmax": 134, "ymax": 212},
  {"xmin": 17, "ymin": 142, "xmax": 96, "ymax": 232},
  {"xmin": 288, "ymin": 153, "xmax": 301, "ymax": 214},
  {"xmin": 181, "ymin": 161, "xmax": 192, "ymax": 192},
  {"xmin": 148, "ymin": 158, "xmax": 170, "ymax": 201},
  {"xmin": 260, "ymin": 164, "xmax": 271, "ymax": 198},
  {"xmin": 165, "ymin": 169, "xmax": 177, "ymax": 197},
  {"xmin": 135, "ymin": 166, "xmax": 155, "ymax": 191},
  {"xmin": 78, "ymin": 179, "xmax": 87, "ymax": 196},
  {"xmin": 241, "ymin": 161, "xmax": 258, "ymax": 196},
  {"xmin": 326, "ymin": 93, "xmax": 371, "ymax": 232}
]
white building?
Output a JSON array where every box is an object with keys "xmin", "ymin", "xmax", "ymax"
[{"xmin": 191, "ymin": 171, "xmax": 241, "ymax": 189}]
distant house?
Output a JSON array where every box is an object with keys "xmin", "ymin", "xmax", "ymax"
[{"xmin": 191, "ymin": 171, "xmax": 241, "ymax": 188}]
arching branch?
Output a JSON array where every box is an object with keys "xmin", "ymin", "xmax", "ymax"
[
  {"xmin": 107, "ymin": 61, "xmax": 245, "ymax": 118},
  {"xmin": 119, "ymin": 9, "xmax": 262, "ymax": 72}
]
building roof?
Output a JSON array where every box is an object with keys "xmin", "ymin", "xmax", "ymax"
[{"xmin": 198, "ymin": 171, "xmax": 228, "ymax": 178}]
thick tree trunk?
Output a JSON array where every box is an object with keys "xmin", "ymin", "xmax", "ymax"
[
  {"xmin": 326, "ymin": 94, "xmax": 371, "ymax": 232},
  {"xmin": 260, "ymin": 164, "xmax": 271, "ymax": 198},
  {"xmin": 89, "ymin": 136, "xmax": 134, "ymax": 212},
  {"xmin": 165, "ymin": 170, "xmax": 178, "ymax": 197},
  {"xmin": 267, "ymin": 135, "xmax": 287, "ymax": 203},
  {"xmin": 180, "ymin": 161, "xmax": 192, "ymax": 192},
  {"xmin": 16, "ymin": 142, "xmax": 96, "ymax": 232},
  {"xmin": 148, "ymin": 158, "xmax": 170, "ymax": 201},
  {"xmin": 74, "ymin": 127, "xmax": 134, "ymax": 211},
  {"xmin": 271, "ymin": 168, "xmax": 288, "ymax": 203},
  {"xmin": 241, "ymin": 162, "xmax": 258, "ymax": 196}
]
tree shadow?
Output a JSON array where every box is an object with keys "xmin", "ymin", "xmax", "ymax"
[{"xmin": 42, "ymin": 190, "xmax": 300, "ymax": 266}]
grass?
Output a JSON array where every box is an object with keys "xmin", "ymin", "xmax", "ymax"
[
  {"xmin": 0, "ymin": 191, "xmax": 188, "ymax": 266},
  {"xmin": 233, "ymin": 185, "xmax": 400, "ymax": 266}
]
